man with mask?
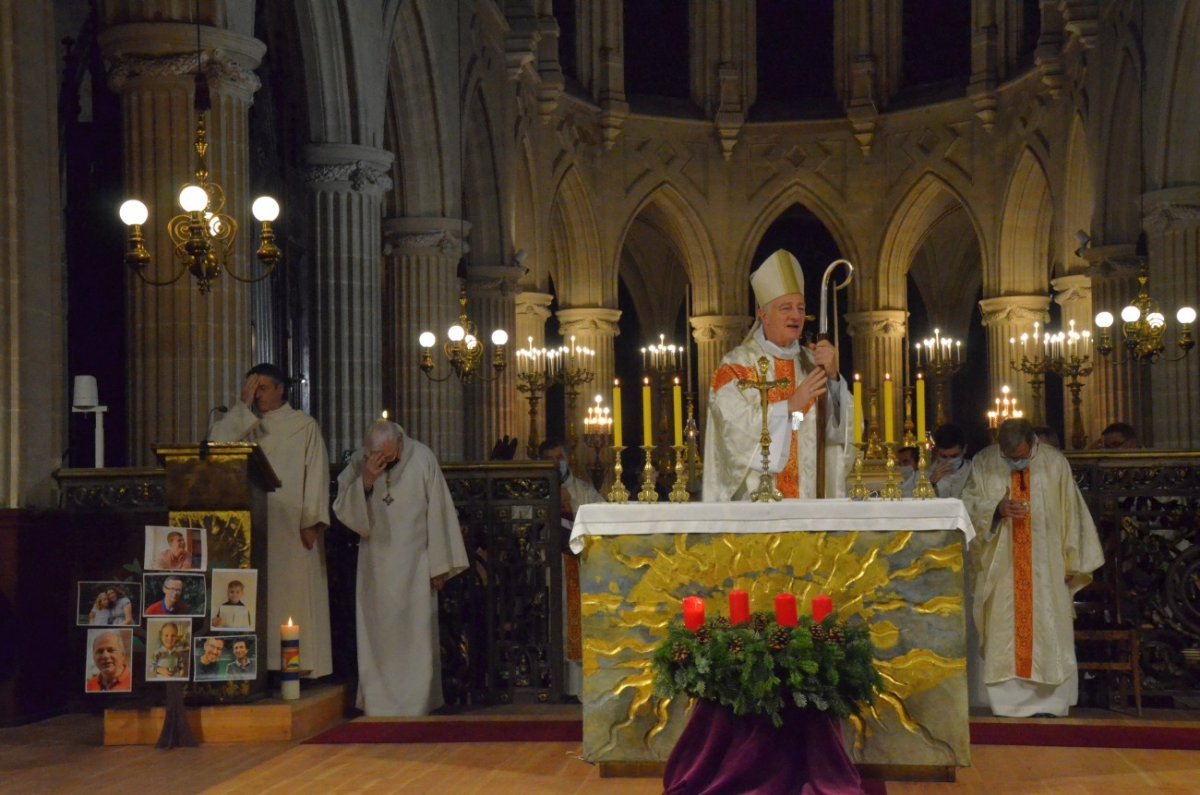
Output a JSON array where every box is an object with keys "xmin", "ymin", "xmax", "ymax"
[
  {"xmin": 961, "ymin": 418, "xmax": 1104, "ymax": 717},
  {"xmin": 896, "ymin": 446, "xmax": 919, "ymax": 497},
  {"xmin": 929, "ymin": 423, "xmax": 971, "ymax": 498},
  {"xmin": 538, "ymin": 438, "xmax": 602, "ymax": 701}
]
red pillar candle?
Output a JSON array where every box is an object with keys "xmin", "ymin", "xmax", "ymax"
[
  {"xmin": 774, "ymin": 593, "xmax": 798, "ymax": 627},
  {"xmin": 729, "ymin": 589, "xmax": 750, "ymax": 625},
  {"xmin": 682, "ymin": 597, "xmax": 705, "ymax": 631},
  {"xmin": 811, "ymin": 594, "xmax": 833, "ymax": 623}
]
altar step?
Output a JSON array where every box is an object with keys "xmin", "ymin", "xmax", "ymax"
[{"xmin": 104, "ymin": 683, "xmax": 348, "ymax": 746}]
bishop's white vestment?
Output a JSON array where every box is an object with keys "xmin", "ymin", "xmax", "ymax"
[
  {"xmin": 703, "ymin": 328, "xmax": 854, "ymax": 500},
  {"xmin": 961, "ymin": 443, "xmax": 1104, "ymax": 717},
  {"xmin": 211, "ymin": 402, "xmax": 332, "ymax": 675},
  {"xmin": 333, "ymin": 434, "xmax": 468, "ymax": 716}
]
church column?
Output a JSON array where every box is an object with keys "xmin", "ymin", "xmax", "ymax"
[
  {"xmin": 1085, "ymin": 250, "xmax": 1144, "ymax": 438},
  {"xmin": 381, "ymin": 217, "xmax": 466, "ymax": 462},
  {"xmin": 690, "ymin": 315, "xmax": 752, "ymax": 427},
  {"xmin": 303, "ymin": 143, "xmax": 394, "ymax": 462},
  {"xmin": 464, "ymin": 265, "xmax": 523, "ymax": 460},
  {"xmin": 555, "ymin": 307, "xmax": 621, "ymax": 467},
  {"xmin": 1145, "ymin": 190, "xmax": 1200, "ymax": 448},
  {"xmin": 514, "ymin": 291, "xmax": 554, "ymax": 456},
  {"xmin": 101, "ymin": 21, "xmax": 264, "ymax": 464},
  {"xmin": 1051, "ymin": 273, "xmax": 1096, "ymax": 449},
  {"xmin": 845, "ymin": 311, "xmax": 906, "ymax": 437},
  {"xmin": 979, "ymin": 295, "xmax": 1051, "ymax": 421}
]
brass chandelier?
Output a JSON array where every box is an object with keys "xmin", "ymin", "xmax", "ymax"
[
  {"xmin": 1093, "ymin": 238, "xmax": 1195, "ymax": 364},
  {"xmin": 118, "ymin": 16, "xmax": 280, "ymax": 294},
  {"xmin": 418, "ymin": 287, "xmax": 508, "ymax": 382}
]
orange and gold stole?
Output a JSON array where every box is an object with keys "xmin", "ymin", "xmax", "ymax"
[{"xmin": 1010, "ymin": 468, "xmax": 1033, "ymax": 678}]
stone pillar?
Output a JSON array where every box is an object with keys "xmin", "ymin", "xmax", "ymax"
[
  {"xmin": 514, "ymin": 291, "xmax": 554, "ymax": 456},
  {"xmin": 1085, "ymin": 252, "xmax": 1144, "ymax": 438},
  {"xmin": 690, "ymin": 314, "xmax": 752, "ymax": 427},
  {"xmin": 845, "ymin": 310, "xmax": 906, "ymax": 437},
  {"xmin": 0, "ymin": 1, "xmax": 65, "ymax": 505},
  {"xmin": 979, "ymin": 295, "xmax": 1051, "ymax": 421},
  {"xmin": 382, "ymin": 217, "xmax": 466, "ymax": 461},
  {"xmin": 101, "ymin": 22, "xmax": 264, "ymax": 464},
  {"xmin": 1145, "ymin": 190, "xmax": 1200, "ymax": 448},
  {"xmin": 1051, "ymin": 273, "xmax": 1096, "ymax": 449},
  {"xmin": 464, "ymin": 265, "xmax": 523, "ymax": 460},
  {"xmin": 555, "ymin": 306, "xmax": 621, "ymax": 467},
  {"xmin": 303, "ymin": 143, "xmax": 393, "ymax": 462}
]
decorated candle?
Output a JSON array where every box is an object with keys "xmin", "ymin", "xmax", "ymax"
[
  {"xmin": 672, "ymin": 377, "xmax": 683, "ymax": 446},
  {"xmin": 280, "ymin": 617, "xmax": 300, "ymax": 700},
  {"xmin": 811, "ymin": 595, "xmax": 833, "ymax": 623},
  {"xmin": 883, "ymin": 373, "xmax": 895, "ymax": 443},
  {"xmin": 852, "ymin": 373, "xmax": 863, "ymax": 446},
  {"xmin": 916, "ymin": 372, "xmax": 926, "ymax": 441},
  {"xmin": 612, "ymin": 379, "xmax": 623, "ymax": 447},
  {"xmin": 774, "ymin": 593, "xmax": 798, "ymax": 627},
  {"xmin": 642, "ymin": 377, "xmax": 653, "ymax": 446},
  {"xmin": 729, "ymin": 589, "xmax": 750, "ymax": 625},
  {"xmin": 683, "ymin": 597, "xmax": 705, "ymax": 631}
]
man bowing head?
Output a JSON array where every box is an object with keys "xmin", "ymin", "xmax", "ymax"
[
  {"xmin": 703, "ymin": 249, "xmax": 854, "ymax": 501},
  {"xmin": 334, "ymin": 420, "xmax": 468, "ymax": 717}
]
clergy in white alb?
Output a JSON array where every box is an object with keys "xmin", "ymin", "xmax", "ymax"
[
  {"xmin": 928, "ymin": 423, "xmax": 972, "ymax": 498},
  {"xmin": 333, "ymin": 420, "xmax": 468, "ymax": 717},
  {"xmin": 960, "ymin": 418, "xmax": 1104, "ymax": 718},
  {"xmin": 209, "ymin": 363, "xmax": 333, "ymax": 676},
  {"xmin": 703, "ymin": 249, "xmax": 854, "ymax": 501}
]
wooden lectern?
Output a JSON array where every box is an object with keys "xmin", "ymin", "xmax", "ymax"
[{"xmin": 154, "ymin": 443, "xmax": 279, "ymax": 705}]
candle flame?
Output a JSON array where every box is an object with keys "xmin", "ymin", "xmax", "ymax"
[
  {"xmin": 381, "ymin": 409, "xmax": 388, "ymax": 419},
  {"xmin": 286, "ymin": 617, "xmax": 294, "ymax": 627}
]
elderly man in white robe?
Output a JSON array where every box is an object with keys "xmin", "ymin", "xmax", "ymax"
[
  {"xmin": 961, "ymin": 417, "xmax": 1104, "ymax": 717},
  {"xmin": 334, "ymin": 420, "xmax": 468, "ymax": 717},
  {"xmin": 703, "ymin": 249, "xmax": 854, "ymax": 500},
  {"xmin": 210, "ymin": 363, "xmax": 332, "ymax": 677}
]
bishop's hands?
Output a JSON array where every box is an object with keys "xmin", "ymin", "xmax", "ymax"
[
  {"xmin": 788, "ymin": 340, "xmax": 839, "ymax": 414},
  {"xmin": 240, "ymin": 374, "xmax": 262, "ymax": 409},
  {"xmin": 361, "ymin": 449, "xmax": 391, "ymax": 492},
  {"xmin": 808, "ymin": 339, "xmax": 840, "ymax": 380}
]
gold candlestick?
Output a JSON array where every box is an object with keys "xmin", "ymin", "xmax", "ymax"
[
  {"xmin": 902, "ymin": 386, "xmax": 916, "ymax": 446},
  {"xmin": 848, "ymin": 451, "xmax": 870, "ymax": 501},
  {"xmin": 668, "ymin": 445, "xmax": 690, "ymax": 502},
  {"xmin": 912, "ymin": 438, "xmax": 936, "ymax": 499},
  {"xmin": 637, "ymin": 445, "xmax": 659, "ymax": 502},
  {"xmin": 880, "ymin": 443, "xmax": 902, "ymax": 500},
  {"xmin": 607, "ymin": 445, "xmax": 629, "ymax": 503}
]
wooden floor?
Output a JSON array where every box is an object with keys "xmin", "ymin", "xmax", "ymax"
[{"xmin": 4, "ymin": 713, "xmax": 1200, "ymax": 794}]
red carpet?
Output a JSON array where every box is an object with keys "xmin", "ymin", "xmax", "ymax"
[{"xmin": 306, "ymin": 718, "xmax": 582, "ymax": 744}]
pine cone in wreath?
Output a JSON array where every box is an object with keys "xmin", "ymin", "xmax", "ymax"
[
  {"xmin": 672, "ymin": 642, "xmax": 691, "ymax": 664},
  {"xmin": 695, "ymin": 625, "xmax": 712, "ymax": 645},
  {"xmin": 751, "ymin": 613, "xmax": 769, "ymax": 633},
  {"xmin": 768, "ymin": 626, "xmax": 792, "ymax": 651},
  {"xmin": 827, "ymin": 626, "xmax": 845, "ymax": 647},
  {"xmin": 728, "ymin": 636, "xmax": 745, "ymax": 656},
  {"xmin": 810, "ymin": 624, "xmax": 829, "ymax": 643},
  {"xmin": 713, "ymin": 616, "xmax": 731, "ymax": 630}
]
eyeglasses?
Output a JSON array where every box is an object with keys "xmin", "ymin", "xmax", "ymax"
[
  {"xmin": 1001, "ymin": 439, "xmax": 1040, "ymax": 464},
  {"xmin": 164, "ymin": 586, "xmax": 183, "ymax": 593}
]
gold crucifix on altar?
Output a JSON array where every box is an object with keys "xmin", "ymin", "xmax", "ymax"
[{"xmin": 737, "ymin": 356, "xmax": 790, "ymax": 502}]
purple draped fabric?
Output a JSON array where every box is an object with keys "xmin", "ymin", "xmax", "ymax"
[{"xmin": 662, "ymin": 699, "xmax": 865, "ymax": 795}]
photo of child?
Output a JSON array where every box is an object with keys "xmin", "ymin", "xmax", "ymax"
[
  {"xmin": 146, "ymin": 618, "xmax": 191, "ymax": 681},
  {"xmin": 210, "ymin": 569, "xmax": 258, "ymax": 632}
]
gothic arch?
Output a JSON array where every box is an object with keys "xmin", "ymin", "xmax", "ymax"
[
  {"xmin": 876, "ymin": 171, "xmax": 986, "ymax": 309},
  {"xmin": 1096, "ymin": 45, "xmax": 1142, "ymax": 243},
  {"xmin": 548, "ymin": 166, "xmax": 605, "ymax": 305},
  {"xmin": 1062, "ymin": 114, "xmax": 1095, "ymax": 274},
  {"xmin": 996, "ymin": 148, "xmax": 1054, "ymax": 294},
  {"xmin": 1159, "ymin": 1, "xmax": 1200, "ymax": 182}
]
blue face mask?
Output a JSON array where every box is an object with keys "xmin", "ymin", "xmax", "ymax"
[{"xmin": 1005, "ymin": 458, "xmax": 1030, "ymax": 471}]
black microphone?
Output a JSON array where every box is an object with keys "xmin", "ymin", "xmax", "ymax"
[{"xmin": 200, "ymin": 405, "xmax": 229, "ymax": 460}]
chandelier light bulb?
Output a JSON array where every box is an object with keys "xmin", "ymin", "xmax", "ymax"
[
  {"xmin": 1178, "ymin": 307, "xmax": 1197, "ymax": 325},
  {"xmin": 491, "ymin": 329, "xmax": 508, "ymax": 346},
  {"xmin": 418, "ymin": 331, "xmax": 436, "ymax": 348},
  {"xmin": 178, "ymin": 184, "xmax": 209, "ymax": 213},
  {"xmin": 251, "ymin": 196, "xmax": 280, "ymax": 222},
  {"xmin": 464, "ymin": 334, "xmax": 478, "ymax": 350},
  {"xmin": 1147, "ymin": 311, "xmax": 1165, "ymax": 329},
  {"xmin": 1094, "ymin": 311, "xmax": 1114, "ymax": 329},
  {"xmin": 119, "ymin": 199, "xmax": 149, "ymax": 226},
  {"xmin": 206, "ymin": 212, "xmax": 223, "ymax": 236},
  {"xmin": 1120, "ymin": 305, "xmax": 1141, "ymax": 323},
  {"xmin": 447, "ymin": 324, "xmax": 466, "ymax": 342}
]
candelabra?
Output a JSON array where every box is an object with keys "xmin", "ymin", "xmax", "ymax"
[
  {"xmin": 1008, "ymin": 321, "xmax": 1051, "ymax": 423},
  {"xmin": 1094, "ymin": 262, "xmax": 1195, "ymax": 365},
  {"xmin": 561, "ymin": 355, "xmax": 595, "ymax": 468},
  {"xmin": 985, "ymin": 385, "xmax": 1023, "ymax": 443},
  {"xmin": 917, "ymin": 329, "xmax": 964, "ymax": 428},
  {"xmin": 582, "ymin": 395, "xmax": 612, "ymax": 491},
  {"xmin": 516, "ymin": 367, "xmax": 550, "ymax": 459},
  {"xmin": 419, "ymin": 287, "xmax": 508, "ymax": 383},
  {"xmin": 1009, "ymin": 321, "xmax": 1095, "ymax": 448},
  {"xmin": 512, "ymin": 337, "xmax": 593, "ymax": 459}
]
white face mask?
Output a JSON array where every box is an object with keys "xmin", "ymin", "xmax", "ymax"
[
  {"xmin": 557, "ymin": 460, "xmax": 570, "ymax": 480},
  {"xmin": 898, "ymin": 465, "xmax": 915, "ymax": 480}
]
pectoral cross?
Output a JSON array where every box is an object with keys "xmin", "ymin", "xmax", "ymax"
[{"xmin": 737, "ymin": 356, "xmax": 791, "ymax": 502}]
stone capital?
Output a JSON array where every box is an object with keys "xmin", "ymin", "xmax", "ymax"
[
  {"xmin": 1143, "ymin": 186, "xmax": 1200, "ymax": 233},
  {"xmin": 1051, "ymin": 274, "xmax": 1092, "ymax": 306},
  {"xmin": 1082, "ymin": 243, "xmax": 1141, "ymax": 279},
  {"xmin": 466, "ymin": 264, "xmax": 525, "ymax": 298},
  {"xmin": 978, "ymin": 295, "xmax": 1052, "ymax": 327},
  {"xmin": 515, "ymin": 291, "xmax": 554, "ymax": 322},
  {"xmin": 304, "ymin": 143, "xmax": 394, "ymax": 194},
  {"xmin": 382, "ymin": 217, "xmax": 469, "ymax": 259},
  {"xmin": 690, "ymin": 314, "xmax": 752, "ymax": 343},
  {"xmin": 100, "ymin": 23, "xmax": 265, "ymax": 98},
  {"xmin": 844, "ymin": 309, "xmax": 907, "ymax": 339},
  {"xmin": 556, "ymin": 306, "xmax": 622, "ymax": 337}
]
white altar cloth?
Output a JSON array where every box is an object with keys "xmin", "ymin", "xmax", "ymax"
[{"xmin": 570, "ymin": 498, "xmax": 975, "ymax": 553}]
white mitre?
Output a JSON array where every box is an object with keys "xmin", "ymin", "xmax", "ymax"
[{"xmin": 750, "ymin": 249, "xmax": 805, "ymax": 307}]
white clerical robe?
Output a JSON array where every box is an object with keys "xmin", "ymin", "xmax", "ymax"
[
  {"xmin": 961, "ymin": 443, "xmax": 1104, "ymax": 716},
  {"xmin": 703, "ymin": 329, "xmax": 853, "ymax": 500},
  {"xmin": 333, "ymin": 434, "xmax": 468, "ymax": 717},
  {"xmin": 210, "ymin": 402, "xmax": 332, "ymax": 676}
]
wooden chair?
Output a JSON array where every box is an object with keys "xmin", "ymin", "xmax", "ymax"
[{"xmin": 1073, "ymin": 528, "xmax": 1142, "ymax": 715}]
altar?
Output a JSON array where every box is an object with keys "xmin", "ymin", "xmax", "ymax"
[{"xmin": 570, "ymin": 499, "xmax": 975, "ymax": 778}]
